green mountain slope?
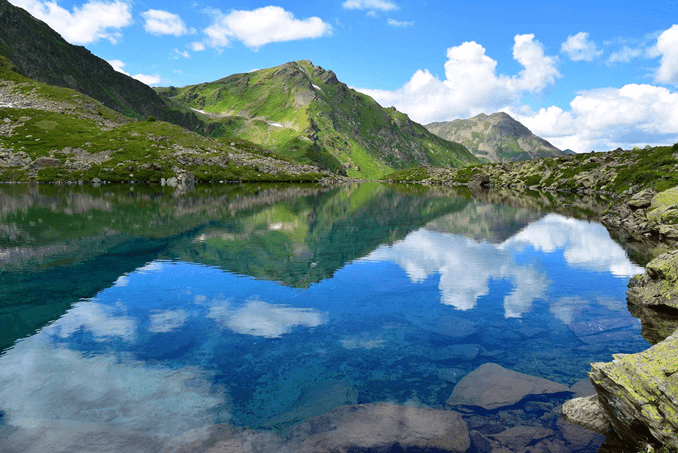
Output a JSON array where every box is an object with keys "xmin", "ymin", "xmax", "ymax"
[
  {"xmin": 0, "ymin": 0, "xmax": 203, "ymax": 130},
  {"xmin": 426, "ymin": 112, "xmax": 564, "ymax": 162},
  {"xmin": 157, "ymin": 61, "xmax": 480, "ymax": 179},
  {"xmin": 0, "ymin": 55, "xmax": 328, "ymax": 183}
]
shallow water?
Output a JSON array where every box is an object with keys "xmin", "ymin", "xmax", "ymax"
[{"xmin": 0, "ymin": 183, "xmax": 650, "ymax": 452}]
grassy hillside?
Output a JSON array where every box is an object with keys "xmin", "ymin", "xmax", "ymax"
[
  {"xmin": 0, "ymin": 55, "xmax": 327, "ymax": 183},
  {"xmin": 157, "ymin": 60, "xmax": 480, "ymax": 179}
]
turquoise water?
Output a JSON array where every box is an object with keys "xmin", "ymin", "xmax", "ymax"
[{"xmin": 0, "ymin": 183, "xmax": 650, "ymax": 452}]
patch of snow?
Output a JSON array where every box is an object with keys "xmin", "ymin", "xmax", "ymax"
[
  {"xmin": 312, "ymin": 84, "xmax": 322, "ymax": 91},
  {"xmin": 190, "ymin": 107, "xmax": 207, "ymax": 115},
  {"xmin": 269, "ymin": 122, "xmax": 284, "ymax": 128}
]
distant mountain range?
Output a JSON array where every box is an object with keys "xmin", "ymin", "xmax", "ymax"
[
  {"xmin": 426, "ymin": 113, "xmax": 565, "ymax": 163},
  {"xmin": 157, "ymin": 61, "xmax": 479, "ymax": 178}
]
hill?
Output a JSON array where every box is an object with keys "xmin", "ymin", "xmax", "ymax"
[
  {"xmin": 0, "ymin": 54, "xmax": 328, "ymax": 183},
  {"xmin": 426, "ymin": 112, "xmax": 564, "ymax": 162},
  {"xmin": 0, "ymin": 0, "xmax": 203, "ymax": 130},
  {"xmin": 157, "ymin": 61, "xmax": 480, "ymax": 179}
]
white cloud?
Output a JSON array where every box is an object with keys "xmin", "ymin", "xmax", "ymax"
[
  {"xmin": 8, "ymin": 0, "xmax": 132, "ymax": 44},
  {"xmin": 202, "ymin": 6, "xmax": 332, "ymax": 50},
  {"xmin": 207, "ymin": 298, "xmax": 325, "ymax": 338},
  {"xmin": 357, "ymin": 34, "xmax": 559, "ymax": 124},
  {"xmin": 607, "ymin": 46, "xmax": 643, "ymax": 64},
  {"xmin": 141, "ymin": 9, "xmax": 188, "ymax": 37},
  {"xmin": 190, "ymin": 41, "xmax": 206, "ymax": 51},
  {"xmin": 561, "ymin": 32, "xmax": 603, "ymax": 62},
  {"xmin": 106, "ymin": 60, "xmax": 162, "ymax": 86},
  {"xmin": 174, "ymin": 48, "xmax": 190, "ymax": 58},
  {"xmin": 343, "ymin": 0, "xmax": 398, "ymax": 12},
  {"xmin": 387, "ymin": 18, "xmax": 413, "ymax": 27},
  {"xmin": 510, "ymin": 83, "xmax": 678, "ymax": 152},
  {"xmin": 653, "ymin": 24, "xmax": 678, "ymax": 84}
]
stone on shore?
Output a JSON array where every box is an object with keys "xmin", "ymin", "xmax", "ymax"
[
  {"xmin": 627, "ymin": 250, "xmax": 678, "ymax": 310},
  {"xmin": 446, "ymin": 363, "xmax": 571, "ymax": 410},
  {"xmin": 561, "ymin": 394, "xmax": 612, "ymax": 433}
]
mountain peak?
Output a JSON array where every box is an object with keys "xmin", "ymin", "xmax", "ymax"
[{"xmin": 426, "ymin": 112, "xmax": 563, "ymax": 162}]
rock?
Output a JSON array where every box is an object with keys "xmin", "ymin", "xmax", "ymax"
[
  {"xmin": 556, "ymin": 416, "xmax": 603, "ymax": 451},
  {"xmin": 628, "ymin": 301, "xmax": 678, "ymax": 345},
  {"xmin": 429, "ymin": 344, "xmax": 481, "ymax": 361},
  {"xmin": 295, "ymin": 403, "xmax": 470, "ymax": 453},
  {"xmin": 407, "ymin": 314, "xmax": 478, "ymax": 339},
  {"xmin": 167, "ymin": 177, "xmax": 178, "ymax": 187},
  {"xmin": 470, "ymin": 430, "xmax": 495, "ymax": 453},
  {"xmin": 561, "ymin": 395, "xmax": 612, "ymax": 433},
  {"xmin": 568, "ymin": 318, "xmax": 634, "ymax": 337},
  {"xmin": 490, "ymin": 425, "xmax": 555, "ymax": 450},
  {"xmin": 34, "ymin": 157, "xmax": 62, "ymax": 167},
  {"xmin": 91, "ymin": 177, "xmax": 101, "ymax": 185},
  {"xmin": 446, "ymin": 363, "xmax": 571, "ymax": 410},
  {"xmin": 436, "ymin": 367, "xmax": 468, "ymax": 384},
  {"xmin": 589, "ymin": 331, "xmax": 678, "ymax": 447},
  {"xmin": 570, "ymin": 378, "xmax": 596, "ymax": 397},
  {"xmin": 468, "ymin": 172, "xmax": 491, "ymax": 190},
  {"xmin": 628, "ymin": 188, "xmax": 657, "ymax": 210},
  {"xmin": 627, "ymin": 250, "xmax": 678, "ymax": 310}
]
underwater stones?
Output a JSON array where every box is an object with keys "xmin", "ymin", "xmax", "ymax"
[
  {"xmin": 556, "ymin": 416, "xmax": 604, "ymax": 451},
  {"xmin": 446, "ymin": 363, "xmax": 571, "ymax": 410},
  {"xmin": 295, "ymin": 403, "xmax": 470, "ymax": 453},
  {"xmin": 490, "ymin": 425, "xmax": 555, "ymax": 450},
  {"xmin": 561, "ymin": 395, "xmax": 612, "ymax": 434},
  {"xmin": 429, "ymin": 343, "xmax": 481, "ymax": 361},
  {"xmin": 406, "ymin": 313, "xmax": 478, "ymax": 339},
  {"xmin": 570, "ymin": 378, "xmax": 597, "ymax": 397},
  {"xmin": 568, "ymin": 318, "xmax": 634, "ymax": 337},
  {"xmin": 588, "ymin": 331, "xmax": 678, "ymax": 447},
  {"xmin": 436, "ymin": 367, "xmax": 468, "ymax": 383}
]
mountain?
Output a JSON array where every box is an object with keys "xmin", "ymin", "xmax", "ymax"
[
  {"xmin": 157, "ymin": 61, "xmax": 480, "ymax": 179},
  {"xmin": 425, "ymin": 112, "xmax": 564, "ymax": 163},
  {"xmin": 0, "ymin": 0, "xmax": 203, "ymax": 130}
]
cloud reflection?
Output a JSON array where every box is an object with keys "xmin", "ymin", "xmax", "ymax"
[
  {"xmin": 364, "ymin": 230, "xmax": 548, "ymax": 317},
  {"xmin": 503, "ymin": 214, "xmax": 643, "ymax": 277},
  {"xmin": 42, "ymin": 301, "xmax": 136, "ymax": 342},
  {"xmin": 148, "ymin": 309, "xmax": 189, "ymax": 333},
  {"xmin": 207, "ymin": 298, "xmax": 325, "ymax": 338}
]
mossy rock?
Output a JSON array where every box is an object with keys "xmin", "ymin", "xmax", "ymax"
[{"xmin": 648, "ymin": 187, "xmax": 678, "ymax": 224}]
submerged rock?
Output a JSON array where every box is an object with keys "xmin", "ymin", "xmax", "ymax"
[
  {"xmin": 446, "ymin": 363, "xmax": 571, "ymax": 410},
  {"xmin": 294, "ymin": 403, "xmax": 470, "ymax": 453}
]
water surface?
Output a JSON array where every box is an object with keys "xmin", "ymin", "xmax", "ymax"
[{"xmin": 0, "ymin": 183, "xmax": 650, "ymax": 452}]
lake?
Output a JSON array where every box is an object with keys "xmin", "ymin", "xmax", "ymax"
[{"xmin": 0, "ymin": 182, "xmax": 651, "ymax": 452}]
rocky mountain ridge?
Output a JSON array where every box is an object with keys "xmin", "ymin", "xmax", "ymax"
[
  {"xmin": 426, "ymin": 112, "xmax": 565, "ymax": 162},
  {"xmin": 158, "ymin": 60, "xmax": 480, "ymax": 179}
]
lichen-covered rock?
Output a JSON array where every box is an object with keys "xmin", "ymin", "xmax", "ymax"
[
  {"xmin": 468, "ymin": 172, "xmax": 491, "ymax": 190},
  {"xmin": 562, "ymin": 394, "xmax": 612, "ymax": 433},
  {"xmin": 628, "ymin": 250, "xmax": 678, "ymax": 309},
  {"xmin": 628, "ymin": 188, "xmax": 657, "ymax": 210},
  {"xmin": 589, "ymin": 332, "xmax": 678, "ymax": 447}
]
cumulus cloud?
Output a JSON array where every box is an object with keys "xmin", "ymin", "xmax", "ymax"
[
  {"xmin": 357, "ymin": 34, "xmax": 559, "ymax": 124},
  {"xmin": 561, "ymin": 32, "xmax": 603, "ymax": 62},
  {"xmin": 106, "ymin": 60, "xmax": 162, "ymax": 86},
  {"xmin": 387, "ymin": 18, "xmax": 413, "ymax": 27},
  {"xmin": 509, "ymin": 83, "xmax": 678, "ymax": 152},
  {"xmin": 202, "ymin": 6, "xmax": 332, "ymax": 50},
  {"xmin": 607, "ymin": 46, "xmax": 643, "ymax": 64},
  {"xmin": 141, "ymin": 9, "xmax": 188, "ymax": 37},
  {"xmin": 343, "ymin": 0, "xmax": 398, "ymax": 12},
  {"xmin": 653, "ymin": 24, "xmax": 678, "ymax": 84},
  {"xmin": 363, "ymin": 229, "xmax": 549, "ymax": 317},
  {"xmin": 8, "ymin": 0, "xmax": 132, "ymax": 44},
  {"xmin": 207, "ymin": 298, "xmax": 325, "ymax": 338}
]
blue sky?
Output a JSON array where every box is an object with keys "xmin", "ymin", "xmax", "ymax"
[{"xmin": 8, "ymin": 0, "xmax": 678, "ymax": 152}]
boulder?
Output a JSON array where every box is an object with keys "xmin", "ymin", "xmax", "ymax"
[
  {"xmin": 295, "ymin": 403, "xmax": 470, "ymax": 453},
  {"xmin": 589, "ymin": 332, "xmax": 678, "ymax": 447},
  {"xmin": 561, "ymin": 395, "xmax": 612, "ymax": 433},
  {"xmin": 489, "ymin": 425, "xmax": 554, "ymax": 450},
  {"xmin": 34, "ymin": 157, "xmax": 62, "ymax": 167},
  {"xmin": 468, "ymin": 172, "xmax": 491, "ymax": 190},
  {"xmin": 627, "ymin": 250, "xmax": 678, "ymax": 310},
  {"xmin": 446, "ymin": 363, "xmax": 571, "ymax": 410},
  {"xmin": 628, "ymin": 188, "xmax": 657, "ymax": 210}
]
